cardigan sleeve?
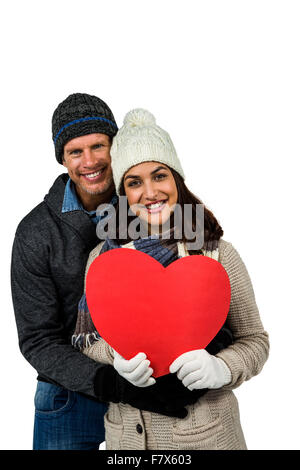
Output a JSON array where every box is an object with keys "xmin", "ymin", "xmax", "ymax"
[
  {"xmin": 83, "ymin": 337, "xmax": 115, "ymax": 365},
  {"xmin": 216, "ymin": 241, "xmax": 270, "ymax": 389}
]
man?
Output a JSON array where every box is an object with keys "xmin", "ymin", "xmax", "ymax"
[{"xmin": 11, "ymin": 93, "xmax": 185, "ymax": 450}]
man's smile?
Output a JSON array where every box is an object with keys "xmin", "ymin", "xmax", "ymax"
[{"xmin": 80, "ymin": 167, "xmax": 107, "ymax": 182}]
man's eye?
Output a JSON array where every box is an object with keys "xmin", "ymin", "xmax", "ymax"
[
  {"xmin": 93, "ymin": 144, "xmax": 103, "ymax": 150},
  {"xmin": 70, "ymin": 150, "xmax": 81, "ymax": 156}
]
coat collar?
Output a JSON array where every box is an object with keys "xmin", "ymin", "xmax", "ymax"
[{"xmin": 44, "ymin": 173, "xmax": 99, "ymax": 248}]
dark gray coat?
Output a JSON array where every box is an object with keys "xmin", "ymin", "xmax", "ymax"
[{"xmin": 11, "ymin": 173, "xmax": 105, "ymax": 397}]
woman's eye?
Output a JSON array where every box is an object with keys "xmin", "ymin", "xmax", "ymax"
[
  {"xmin": 128, "ymin": 180, "xmax": 140, "ymax": 187},
  {"xmin": 154, "ymin": 173, "xmax": 167, "ymax": 181}
]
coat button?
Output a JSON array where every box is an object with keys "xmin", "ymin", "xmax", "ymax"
[{"xmin": 136, "ymin": 424, "xmax": 143, "ymax": 434}]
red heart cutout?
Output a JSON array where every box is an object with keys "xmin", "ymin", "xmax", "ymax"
[{"xmin": 86, "ymin": 248, "xmax": 231, "ymax": 377}]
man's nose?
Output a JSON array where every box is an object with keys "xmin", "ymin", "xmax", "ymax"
[{"xmin": 82, "ymin": 149, "xmax": 97, "ymax": 167}]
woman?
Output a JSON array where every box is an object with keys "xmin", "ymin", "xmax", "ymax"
[{"xmin": 72, "ymin": 109, "xmax": 269, "ymax": 450}]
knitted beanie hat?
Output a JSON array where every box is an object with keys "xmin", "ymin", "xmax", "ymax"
[
  {"xmin": 52, "ymin": 93, "xmax": 118, "ymax": 163},
  {"xmin": 111, "ymin": 108, "xmax": 185, "ymax": 194}
]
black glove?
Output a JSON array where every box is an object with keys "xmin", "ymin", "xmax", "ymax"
[
  {"xmin": 151, "ymin": 373, "xmax": 203, "ymax": 414},
  {"xmin": 94, "ymin": 365, "xmax": 188, "ymax": 419},
  {"xmin": 205, "ymin": 325, "xmax": 233, "ymax": 355}
]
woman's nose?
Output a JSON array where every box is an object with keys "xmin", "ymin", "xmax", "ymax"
[{"xmin": 143, "ymin": 182, "xmax": 158, "ymax": 200}]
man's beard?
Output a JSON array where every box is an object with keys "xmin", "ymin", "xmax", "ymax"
[{"xmin": 78, "ymin": 175, "xmax": 114, "ymax": 195}]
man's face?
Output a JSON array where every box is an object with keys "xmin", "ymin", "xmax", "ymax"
[{"xmin": 62, "ymin": 133, "xmax": 114, "ymax": 203}]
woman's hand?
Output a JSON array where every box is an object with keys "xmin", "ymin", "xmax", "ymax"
[
  {"xmin": 169, "ymin": 349, "xmax": 232, "ymax": 390},
  {"xmin": 113, "ymin": 350, "xmax": 156, "ymax": 387}
]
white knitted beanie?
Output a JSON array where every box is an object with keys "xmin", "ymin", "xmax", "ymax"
[{"xmin": 111, "ymin": 108, "xmax": 185, "ymax": 194}]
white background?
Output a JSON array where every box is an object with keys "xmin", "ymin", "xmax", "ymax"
[{"xmin": 1, "ymin": 0, "xmax": 299, "ymax": 450}]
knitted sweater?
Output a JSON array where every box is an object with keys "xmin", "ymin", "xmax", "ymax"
[{"xmin": 82, "ymin": 239, "xmax": 270, "ymax": 450}]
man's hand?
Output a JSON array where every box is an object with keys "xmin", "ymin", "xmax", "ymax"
[
  {"xmin": 169, "ymin": 349, "xmax": 232, "ymax": 390},
  {"xmin": 113, "ymin": 350, "xmax": 156, "ymax": 387}
]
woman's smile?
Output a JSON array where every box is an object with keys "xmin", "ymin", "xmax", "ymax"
[{"xmin": 145, "ymin": 199, "xmax": 168, "ymax": 213}]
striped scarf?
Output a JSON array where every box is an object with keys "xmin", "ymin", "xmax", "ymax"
[{"xmin": 72, "ymin": 235, "xmax": 219, "ymax": 351}]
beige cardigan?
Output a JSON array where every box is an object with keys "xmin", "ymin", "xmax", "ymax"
[{"xmin": 82, "ymin": 239, "xmax": 270, "ymax": 450}]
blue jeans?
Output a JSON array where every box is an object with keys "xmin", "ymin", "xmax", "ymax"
[{"xmin": 33, "ymin": 381, "xmax": 108, "ymax": 450}]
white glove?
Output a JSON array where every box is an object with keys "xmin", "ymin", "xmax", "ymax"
[
  {"xmin": 169, "ymin": 349, "xmax": 232, "ymax": 390},
  {"xmin": 113, "ymin": 350, "xmax": 156, "ymax": 387}
]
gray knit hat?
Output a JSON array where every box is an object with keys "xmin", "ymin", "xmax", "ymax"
[
  {"xmin": 111, "ymin": 108, "xmax": 185, "ymax": 194},
  {"xmin": 52, "ymin": 93, "xmax": 118, "ymax": 163}
]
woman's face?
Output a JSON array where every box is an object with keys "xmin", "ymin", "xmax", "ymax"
[{"xmin": 123, "ymin": 161, "xmax": 178, "ymax": 229}]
